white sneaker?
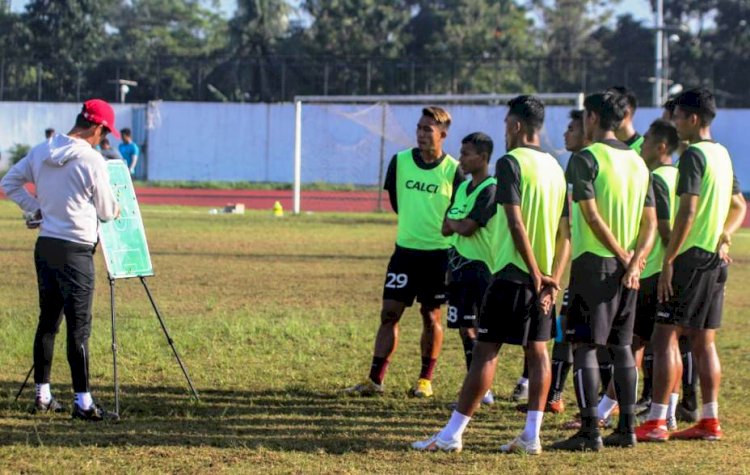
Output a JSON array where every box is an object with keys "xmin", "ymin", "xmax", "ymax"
[
  {"xmin": 500, "ymin": 435, "xmax": 542, "ymax": 455},
  {"xmin": 511, "ymin": 382, "xmax": 529, "ymax": 402},
  {"xmin": 667, "ymin": 415, "xmax": 678, "ymax": 431},
  {"xmin": 482, "ymin": 389, "xmax": 495, "ymax": 405},
  {"xmin": 411, "ymin": 433, "xmax": 462, "ymax": 452}
]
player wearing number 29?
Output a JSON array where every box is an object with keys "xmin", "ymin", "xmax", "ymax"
[
  {"xmin": 346, "ymin": 107, "xmax": 464, "ymax": 398},
  {"xmin": 1, "ymin": 99, "xmax": 120, "ymax": 421}
]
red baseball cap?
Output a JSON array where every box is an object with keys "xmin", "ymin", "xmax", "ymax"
[{"xmin": 81, "ymin": 99, "xmax": 120, "ymax": 139}]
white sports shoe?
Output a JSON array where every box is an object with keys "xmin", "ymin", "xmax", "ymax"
[
  {"xmin": 411, "ymin": 433, "xmax": 463, "ymax": 452},
  {"xmin": 482, "ymin": 389, "xmax": 495, "ymax": 405},
  {"xmin": 500, "ymin": 436, "xmax": 542, "ymax": 455}
]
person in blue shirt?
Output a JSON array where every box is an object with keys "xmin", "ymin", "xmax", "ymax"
[{"xmin": 118, "ymin": 128, "xmax": 140, "ymax": 175}]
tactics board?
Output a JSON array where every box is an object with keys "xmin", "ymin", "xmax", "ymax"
[{"xmin": 98, "ymin": 160, "xmax": 154, "ymax": 279}]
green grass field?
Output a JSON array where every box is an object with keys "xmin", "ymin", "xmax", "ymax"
[{"xmin": 1, "ymin": 201, "xmax": 750, "ymax": 474}]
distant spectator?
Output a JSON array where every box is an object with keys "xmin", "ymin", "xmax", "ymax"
[
  {"xmin": 44, "ymin": 128, "xmax": 55, "ymax": 141},
  {"xmin": 100, "ymin": 138, "xmax": 125, "ymax": 161},
  {"xmin": 118, "ymin": 128, "xmax": 139, "ymax": 175}
]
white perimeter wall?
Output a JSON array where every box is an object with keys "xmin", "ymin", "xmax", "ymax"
[{"xmin": 2, "ymin": 101, "xmax": 750, "ymax": 189}]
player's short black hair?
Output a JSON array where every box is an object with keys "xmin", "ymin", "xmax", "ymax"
[
  {"xmin": 120, "ymin": 127, "xmax": 132, "ymax": 137},
  {"xmin": 569, "ymin": 109, "xmax": 584, "ymax": 123},
  {"xmin": 74, "ymin": 113, "xmax": 97, "ymax": 130},
  {"xmin": 584, "ymin": 91, "xmax": 628, "ymax": 132},
  {"xmin": 674, "ymin": 87, "xmax": 716, "ymax": 126},
  {"xmin": 461, "ymin": 132, "xmax": 494, "ymax": 162},
  {"xmin": 647, "ymin": 119, "xmax": 679, "ymax": 155},
  {"xmin": 608, "ymin": 86, "xmax": 638, "ymax": 112},
  {"xmin": 663, "ymin": 97, "xmax": 677, "ymax": 115},
  {"xmin": 44, "ymin": 128, "xmax": 55, "ymax": 138},
  {"xmin": 507, "ymin": 95, "xmax": 545, "ymax": 137}
]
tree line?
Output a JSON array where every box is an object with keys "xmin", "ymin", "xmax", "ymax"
[{"xmin": 0, "ymin": 0, "xmax": 748, "ymax": 106}]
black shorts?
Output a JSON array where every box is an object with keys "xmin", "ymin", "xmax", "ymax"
[
  {"xmin": 565, "ymin": 253, "xmax": 637, "ymax": 346},
  {"xmin": 477, "ymin": 270, "xmax": 554, "ymax": 346},
  {"xmin": 447, "ymin": 258, "xmax": 491, "ymax": 329},
  {"xmin": 655, "ymin": 248, "xmax": 726, "ymax": 330},
  {"xmin": 554, "ymin": 288, "xmax": 571, "ymax": 343},
  {"xmin": 382, "ymin": 245, "xmax": 448, "ymax": 307},
  {"xmin": 633, "ymin": 274, "xmax": 659, "ymax": 341}
]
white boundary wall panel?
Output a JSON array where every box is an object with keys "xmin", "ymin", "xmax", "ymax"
[{"xmin": 3, "ymin": 101, "xmax": 750, "ymax": 203}]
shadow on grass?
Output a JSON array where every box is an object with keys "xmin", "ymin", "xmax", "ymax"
[
  {"xmin": 151, "ymin": 250, "xmax": 384, "ymax": 262},
  {"xmin": 0, "ymin": 381, "xmax": 454, "ymax": 453}
]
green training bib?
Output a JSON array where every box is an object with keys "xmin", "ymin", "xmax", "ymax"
[
  {"xmin": 446, "ymin": 177, "xmax": 498, "ymax": 267},
  {"xmin": 642, "ymin": 165, "xmax": 678, "ymax": 278},
  {"xmin": 492, "ymin": 148, "xmax": 567, "ymax": 275},
  {"xmin": 677, "ymin": 142, "xmax": 735, "ymax": 255},
  {"xmin": 395, "ymin": 149, "xmax": 459, "ymax": 250},
  {"xmin": 571, "ymin": 142, "xmax": 650, "ymax": 259}
]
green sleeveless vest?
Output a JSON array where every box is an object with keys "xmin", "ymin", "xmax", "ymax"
[
  {"xmin": 492, "ymin": 148, "xmax": 567, "ymax": 275},
  {"xmin": 678, "ymin": 142, "xmax": 735, "ymax": 255},
  {"xmin": 642, "ymin": 165, "xmax": 678, "ymax": 278},
  {"xmin": 628, "ymin": 135, "xmax": 644, "ymax": 155},
  {"xmin": 446, "ymin": 177, "xmax": 498, "ymax": 267},
  {"xmin": 571, "ymin": 142, "xmax": 651, "ymax": 259},
  {"xmin": 395, "ymin": 149, "xmax": 459, "ymax": 250}
]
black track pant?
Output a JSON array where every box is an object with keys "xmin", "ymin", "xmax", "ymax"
[{"xmin": 33, "ymin": 237, "xmax": 95, "ymax": 393}]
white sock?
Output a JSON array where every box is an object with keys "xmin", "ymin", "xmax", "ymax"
[
  {"xmin": 517, "ymin": 377, "xmax": 529, "ymax": 386},
  {"xmin": 521, "ymin": 410, "xmax": 544, "ymax": 442},
  {"xmin": 36, "ymin": 383, "xmax": 51, "ymax": 403},
  {"xmin": 648, "ymin": 402, "xmax": 669, "ymax": 421},
  {"xmin": 439, "ymin": 410, "xmax": 471, "ymax": 441},
  {"xmin": 702, "ymin": 401, "xmax": 719, "ymax": 419},
  {"xmin": 75, "ymin": 392, "xmax": 94, "ymax": 410},
  {"xmin": 597, "ymin": 394, "xmax": 618, "ymax": 420},
  {"xmin": 667, "ymin": 393, "xmax": 680, "ymax": 420}
]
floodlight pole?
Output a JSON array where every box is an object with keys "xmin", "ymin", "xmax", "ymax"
[
  {"xmin": 293, "ymin": 100, "xmax": 302, "ymax": 215},
  {"xmin": 653, "ymin": 0, "xmax": 664, "ymax": 107}
]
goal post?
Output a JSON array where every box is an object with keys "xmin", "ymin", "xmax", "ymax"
[{"xmin": 292, "ymin": 93, "xmax": 585, "ymax": 215}]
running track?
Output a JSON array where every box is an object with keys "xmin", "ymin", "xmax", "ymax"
[
  {"xmin": 1, "ymin": 186, "xmax": 393, "ymax": 213},
  {"xmin": 4, "ymin": 187, "xmax": 750, "ymax": 226}
]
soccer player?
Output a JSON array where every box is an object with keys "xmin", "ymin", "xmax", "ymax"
[
  {"xmin": 552, "ymin": 91, "xmax": 656, "ymax": 451},
  {"xmin": 546, "ymin": 109, "xmax": 589, "ymax": 414},
  {"xmin": 636, "ymin": 88, "xmax": 746, "ymax": 442},
  {"xmin": 519, "ymin": 109, "xmax": 588, "ymax": 415},
  {"xmin": 661, "ymin": 97, "xmax": 699, "ymax": 421},
  {"xmin": 609, "ymin": 86, "xmax": 643, "ymax": 154},
  {"xmin": 443, "ymin": 132, "xmax": 498, "ymax": 405},
  {"xmin": 412, "ymin": 95, "xmax": 570, "ymax": 454},
  {"xmin": 346, "ymin": 107, "xmax": 463, "ymax": 398}
]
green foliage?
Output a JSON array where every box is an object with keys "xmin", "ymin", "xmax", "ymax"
[
  {"xmin": 1, "ymin": 0, "xmax": 749, "ymax": 104},
  {"xmin": 8, "ymin": 143, "xmax": 30, "ymax": 164}
]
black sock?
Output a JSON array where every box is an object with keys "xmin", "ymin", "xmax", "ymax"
[
  {"xmin": 574, "ymin": 345, "xmax": 601, "ymax": 434},
  {"xmin": 522, "ymin": 357, "xmax": 529, "ymax": 380},
  {"xmin": 597, "ymin": 346, "xmax": 612, "ymax": 394},
  {"xmin": 642, "ymin": 350, "xmax": 654, "ymax": 402},
  {"xmin": 681, "ymin": 350, "xmax": 698, "ymax": 411},
  {"xmin": 549, "ymin": 359, "xmax": 573, "ymax": 401},
  {"xmin": 611, "ymin": 345, "xmax": 637, "ymax": 432},
  {"xmin": 461, "ymin": 334, "xmax": 475, "ymax": 371}
]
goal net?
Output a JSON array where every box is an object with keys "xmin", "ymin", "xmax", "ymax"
[{"xmin": 292, "ymin": 93, "xmax": 584, "ymax": 214}]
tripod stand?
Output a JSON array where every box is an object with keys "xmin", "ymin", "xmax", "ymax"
[{"xmin": 16, "ymin": 276, "xmax": 199, "ymax": 417}]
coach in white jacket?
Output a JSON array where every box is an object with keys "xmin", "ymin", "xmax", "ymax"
[{"xmin": 1, "ymin": 99, "xmax": 120, "ymax": 421}]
